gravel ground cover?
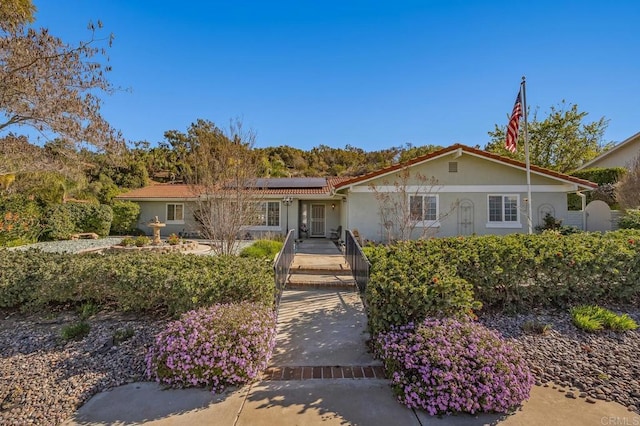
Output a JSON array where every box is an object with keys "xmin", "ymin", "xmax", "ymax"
[
  {"xmin": 0, "ymin": 308, "xmax": 638, "ymax": 424},
  {"xmin": 0, "ymin": 311, "xmax": 166, "ymax": 425},
  {"xmin": 8, "ymin": 238, "xmax": 125, "ymax": 254},
  {"xmin": 7, "ymin": 238, "xmax": 255, "ymax": 255},
  {"xmin": 480, "ymin": 308, "xmax": 640, "ymax": 414}
]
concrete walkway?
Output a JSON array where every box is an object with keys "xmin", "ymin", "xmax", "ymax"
[{"xmin": 64, "ymin": 260, "xmax": 638, "ymax": 425}]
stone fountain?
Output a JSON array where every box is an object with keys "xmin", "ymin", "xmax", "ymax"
[{"xmin": 148, "ymin": 216, "xmax": 166, "ymax": 245}]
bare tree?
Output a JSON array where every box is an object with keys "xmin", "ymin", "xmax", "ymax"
[
  {"xmin": 0, "ymin": 9, "xmax": 123, "ymax": 154},
  {"xmin": 369, "ymin": 167, "xmax": 456, "ymax": 242},
  {"xmin": 616, "ymin": 154, "xmax": 640, "ymax": 209},
  {"xmin": 178, "ymin": 119, "xmax": 262, "ymax": 255}
]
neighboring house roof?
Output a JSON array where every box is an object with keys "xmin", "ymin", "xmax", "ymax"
[
  {"xmin": 116, "ymin": 177, "xmax": 352, "ymax": 200},
  {"xmin": 577, "ymin": 131, "xmax": 640, "ymax": 170},
  {"xmin": 116, "ymin": 184, "xmax": 199, "ymax": 200},
  {"xmin": 334, "ymin": 143, "xmax": 598, "ymax": 190}
]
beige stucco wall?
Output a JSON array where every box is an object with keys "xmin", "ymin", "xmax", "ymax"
[
  {"xmin": 135, "ymin": 198, "xmax": 342, "ymax": 240},
  {"xmin": 341, "ymin": 152, "xmax": 575, "ymax": 242},
  {"xmin": 134, "ymin": 200, "xmax": 199, "ymax": 237},
  {"xmin": 584, "ymin": 138, "xmax": 640, "ymax": 170}
]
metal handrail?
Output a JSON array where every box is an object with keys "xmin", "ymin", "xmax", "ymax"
[
  {"xmin": 345, "ymin": 229, "xmax": 370, "ymax": 292},
  {"xmin": 273, "ymin": 229, "xmax": 295, "ymax": 306}
]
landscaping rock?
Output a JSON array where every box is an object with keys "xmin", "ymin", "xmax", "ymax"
[
  {"xmin": 0, "ymin": 311, "xmax": 166, "ymax": 425},
  {"xmin": 480, "ymin": 309, "xmax": 640, "ymax": 415}
]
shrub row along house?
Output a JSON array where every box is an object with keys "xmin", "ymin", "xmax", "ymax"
[{"xmin": 117, "ymin": 144, "xmax": 598, "ymax": 242}]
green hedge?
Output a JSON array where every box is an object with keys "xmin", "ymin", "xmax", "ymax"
[
  {"xmin": 365, "ymin": 242, "xmax": 480, "ymax": 335},
  {"xmin": 365, "ymin": 231, "xmax": 640, "ymax": 334},
  {"xmin": 618, "ymin": 210, "xmax": 640, "ymax": 230},
  {"xmin": 571, "ymin": 167, "xmax": 627, "ymax": 185},
  {"xmin": 110, "ymin": 200, "xmax": 141, "ymax": 235},
  {"xmin": 43, "ymin": 202, "xmax": 113, "ymax": 240},
  {"xmin": 0, "ymin": 251, "xmax": 275, "ymax": 315}
]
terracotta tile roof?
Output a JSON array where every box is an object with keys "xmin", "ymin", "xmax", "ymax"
[
  {"xmin": 334, "ymin": 144, "xmax": 598, "ymax": 190},
  {"xmin": 116, "ymin": 184, "xmax": 199, "ymax": 199},
  {"xmin": 116, "ymin": 177, "xmax": 354, "ymax": 200}
]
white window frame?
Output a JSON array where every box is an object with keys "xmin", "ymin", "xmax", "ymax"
[
  {"xmin": 408, "ymin": 194, "xmax": 440, "ymax": 227},
  {"xmin": 486, "ymin": 194, "xmax": 522, "ymax": 228},
  {"xmin": 166, "ymin": 203, "xmax": 185, "ymax": 224},
  {"xmin": 245, "ymin": 201, "xmax": 281, "ymax": 230}
]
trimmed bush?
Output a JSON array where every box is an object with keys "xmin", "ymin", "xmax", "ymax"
[
  {"xmin": 43, "ymin": 202, "xmax": 113, "ymax": 240},
  {"xmin": 240, "ymin": 239, "xmax": 283, "ymax": 259},
  {"xmin": 134, "ymin": 235, "xmax": 151, "ymax": 247},
  {"xmin": 119, "ymin": 237, "xmax": 135, "ymax": 247},
  {"xmin": 110, "ymin": 200, "xmax": 141, "ymax": 235},
  {"xmin": 376, "ymin": 318, "xmax": 534, "ymax": 415},
  {"xmin": 43, "ymin": 204, "xmax": 76, "ymax": 240},
  {"xmin": 366, "ymin": 232, "xmax": 640, "ymax": 320},
  {"xmin": 0, "ymin": 251, "xmax": 275, "ymax": 314},
  {"xmin": 365, "ymin": 241, "xmax": 481, "ymax": 335},
  {"xmin": 618, "ymin": 209, "xmax": 640, "ymax": 230},
  {"xmin": 145, "ymin": 302, "xmax": 276, "ymax": 392}
]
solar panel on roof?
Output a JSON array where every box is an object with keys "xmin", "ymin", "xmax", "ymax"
[{"xmin": 254, "ymin": 178, "xmax": 327, "ymax": 189}]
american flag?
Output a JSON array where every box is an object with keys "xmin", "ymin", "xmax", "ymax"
[{"xmin": 505, "ymin": 89, "xmax": 522, "ymax": 153}]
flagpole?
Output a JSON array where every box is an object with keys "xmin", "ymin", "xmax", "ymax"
[{"xmin": 521, "ymin": 76, "xmax": 533, "ymax": 234}]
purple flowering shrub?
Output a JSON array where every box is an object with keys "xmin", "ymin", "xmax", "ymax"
[
  {"xmin": 145, "ymin": 302, "xmax": 276, "ymax": 392},
  {"xmin": 376, "ymin": 317, "xmax": 534, "ymax": 415}
]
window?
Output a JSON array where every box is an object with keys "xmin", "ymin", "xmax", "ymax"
[
  {"xmin": 448, "ymin": 162, "xmax": 458, "ymax": 172},
  {"xmin": 166, "ymin": 203, "xmax": 184, "ymax": 223},
  {"xmin": 409, "ymin": 195, "xmax": 438, "ymax": 223},
  {"xmin": 253, "ymin": 201, "xmax": 280, "ymax": 227},
  {"xmin": 487, "ymin": 195, "xmax": 520, "ymax": 228}
]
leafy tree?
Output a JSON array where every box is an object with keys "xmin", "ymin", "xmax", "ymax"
[
  {"xmin": 9, "ymin": 170, "xmax": 68, "ymax": 206},
  {"xmin": 486, "ymin": 101, "xmax": 610, "ymax": 173},
  {"xmin": 0, "ymin": 0, "xmax": 36, "ymax": 31},
  {"xmin": 397, "ymin": 143, "xmax": 443, "ymax": 163},
  {"xmin": 0, "ymin": 3, "xmax": 123, "ymax": 157}
]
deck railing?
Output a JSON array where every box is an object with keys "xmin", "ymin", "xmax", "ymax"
[
  {"xmin": 273, "ymin": 229, "xmax": 295, "ymax": 306},
  {"xmin": 345, "ymin": 229, "xmax": 370, "ymax": 292}
]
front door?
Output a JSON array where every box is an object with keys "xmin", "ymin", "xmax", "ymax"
[{"xmin": 310, "ymin": 204, "xmax": 326, "ymax": 237}]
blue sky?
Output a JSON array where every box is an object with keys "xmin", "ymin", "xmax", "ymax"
[{"xmin": 33, "ymin": 1, "xmax": 639, "ymax": 151}]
